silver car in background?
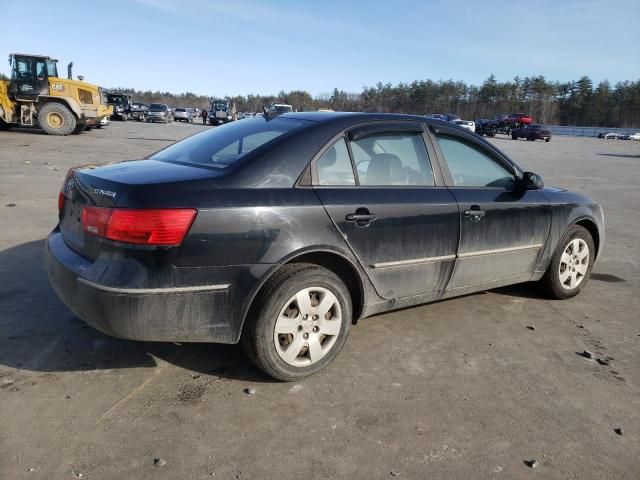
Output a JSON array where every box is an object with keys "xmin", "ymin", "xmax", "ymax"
[
  {"xmin": 454, "ymin": 119, "xmax": 476, "ymax": 132},
  {"xmin": 174, "ymin": 108, "xmax": 194, "ymax": 123}
]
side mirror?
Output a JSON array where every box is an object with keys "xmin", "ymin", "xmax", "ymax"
[{"xmin": 522, "ymin": 171, "xmax": 544, "ymax": 190}]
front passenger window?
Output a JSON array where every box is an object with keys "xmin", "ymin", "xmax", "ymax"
[{"xmin": 435, "ymin": 134, "xmax": 515, "ymax": 188}]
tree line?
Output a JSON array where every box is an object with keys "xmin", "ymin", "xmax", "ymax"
[{"xmin": 111, "ymin": 75, "xmax": 640, "ymax": 127}]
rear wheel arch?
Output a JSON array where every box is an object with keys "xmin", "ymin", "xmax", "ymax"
[{"xmin": 239, "ymin": 249, "xmax": 366, "ymax": 341}]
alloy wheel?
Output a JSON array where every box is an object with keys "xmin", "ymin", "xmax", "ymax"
[
  {"xmin": 273, "ymin": 287, "xmax": 342, "ymax": 367},
  {"xmin": 559, "ymin": 238, "xmax": 589, "ymax": 289}
]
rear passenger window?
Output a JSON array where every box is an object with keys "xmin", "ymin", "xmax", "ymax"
[
  {"xmin": 316, "ymin": 138, "xmax": 356, "ymax": 186},
  {"xmin": 350, "ymin": 132, "xmax": 434, "ymax": 186},
  {"xmin": 435, "ymin": 134, "xmax": 515, "ymax": 188}
]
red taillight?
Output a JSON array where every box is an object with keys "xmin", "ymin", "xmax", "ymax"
[
  {"xmin": 81, "ymin": 207, "xmax": 197, "ymax": 246},
  {"xmin": 58, "ymin": 192, "xmax": 66, "ymax": 213}
]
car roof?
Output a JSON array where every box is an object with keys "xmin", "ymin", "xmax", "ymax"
[{"xmin": 277, "ymin": 111, "xmax": 447, "ymax": 124}]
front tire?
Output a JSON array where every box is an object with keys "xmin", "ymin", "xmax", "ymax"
[
  {"xmin": 38, "ymin": 103, "xmax": 76, "ymax": 135},
  {"xmin": 242, "ymin": 263, "xmax": 352, "ymax": 381},
  {"xmin": 539, "ymin": 225, "xmax": 595, "ymax": 299},
  {"xmin": 512, "ymin": 134, "xmax": 517, "ymax": 140}
]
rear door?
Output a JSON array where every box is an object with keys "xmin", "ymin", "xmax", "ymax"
[
  {"xmin": 430, "ymin": 126, "xmax": 551, "ymax": 290},
  {"xmin": 312, "ymin": 122, "xmax": 460, "ymax": 300}
]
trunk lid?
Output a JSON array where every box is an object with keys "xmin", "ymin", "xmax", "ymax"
[{"xmin": 59, "ymin": 159, "xmax": 219, "ymax": 259}]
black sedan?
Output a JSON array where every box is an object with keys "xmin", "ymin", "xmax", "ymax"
[
  {"xmin": 45, "ymin": 113, "xmax": 604, "ymax": 380},
  {"xmin": 512, "ymin": 124, "xmax": 553, "ymax": 142}
]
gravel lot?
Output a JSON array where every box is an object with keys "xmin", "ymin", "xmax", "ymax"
[{"xmin": 1, "ymin": 122, "xmax": 639, "ymax": 479}]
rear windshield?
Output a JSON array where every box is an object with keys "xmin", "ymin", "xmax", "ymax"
[
  {"xmin": 151, "ymin": 117, "xmax": 308, "ymax": 169},
  {"xmin": 149, "ymin": 104, "xmax": 166, "ymax": 111}
]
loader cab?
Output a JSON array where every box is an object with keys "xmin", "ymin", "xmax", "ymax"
[{"xmin": 9, "ymin": 54, "xmax": 57, "ymax": 101}]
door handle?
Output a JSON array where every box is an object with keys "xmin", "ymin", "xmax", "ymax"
[
  {"xmin": 463, "ymin": 206, "xmax": 485, "ymax": 222},
  {"xmin": 346, "ymin": 213, "xmax": 377, "ymax": 222},
  {"xmin": 346, "ymin": 208, "xmax": 377, "ymax": 227}
]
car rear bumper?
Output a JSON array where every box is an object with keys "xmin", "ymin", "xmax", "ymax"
[{"xmin": 44, "ymin": 231, "xmax": 245, "ymax": 343}]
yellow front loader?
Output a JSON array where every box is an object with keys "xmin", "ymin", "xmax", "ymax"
[{"xmin": 0, "ymin": 53, "xmax": 111, "ymax": 135}]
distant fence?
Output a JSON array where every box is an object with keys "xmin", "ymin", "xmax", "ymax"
[{"xmin": 546, "ymin": 125, "xmax": 639, "ymax": 137}]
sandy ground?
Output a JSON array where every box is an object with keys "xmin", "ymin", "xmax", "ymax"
[{"xmin": 0, "ymin": 122, "xmax": 639, "ymax": 479}]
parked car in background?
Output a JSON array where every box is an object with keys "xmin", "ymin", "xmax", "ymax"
[
  {"xmin": 475, "ymin": 119, "xmax": 497, "ymax": 137},
  {"xmin": 269, "ymin": 103, "xmax": 293, "ymax": 114},
  {"xmin": 46, "ymin": 112, "xmax": 604, "ymax": 381},
  {"xmin": 629, "ymin": 132, "xmax": 640, "ymax": 141},
  {"xmin": 130, "ymin": 103, "xmax": 148, "ymax": 121},
  {"xmin": 506, "ymin": 113, "xmax": 533, "ymax": 125},
  {"xmin": 428, "ymin": 113, "xmax": 460, "ymax": 122},
  {"xmin": 599, "ymin": 132, "xmax": 620, "ymax": 139},
  {"xmin": 617, "ymin": 133, "xmax": 634, "ymax": 140},
  {"xmin": 174, "ymin": 108, "xmax": 194, "ymax": 123},
  {"xmin": 453, "ymin": 119, "xmax": 475, "ymax": 132},
  {"xmin": 511, "ymin": 124, "xmax": 552, "ymax": 142},
  {"xmin": 146, "ymin": 103, "xmax": 173, "ymax": 123}
]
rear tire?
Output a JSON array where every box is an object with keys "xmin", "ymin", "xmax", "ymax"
[
  {"xmin": 539, "ymin": 225, "xmax": 595, "ymax": 300},
  {"xmin": 242, "ymin": 263, "xmax": 352, "ymax": 381},
  {"xmin": 512, "ymin": 134, "xmax": 517, "ymax": 140},
  {"xmin": 38, "ymin": 102, "xmax": 76, "ymax": 135},
  {"xmin": 545, "ymin": 138, "xmax": 550, "ymax": 142},
  {"xmin": 0, "ymin": 121, "xmax": 11, "ymax": 131}
]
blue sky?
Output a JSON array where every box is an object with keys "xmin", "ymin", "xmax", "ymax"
[{"xmin": 1, "ymin": 0, "xmax": 638, "ymax": 96}]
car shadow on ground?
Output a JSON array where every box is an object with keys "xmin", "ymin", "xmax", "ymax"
[
  {"xmin": 0, "ymin": 239, "xmax": 272, "ymax": 382},
  {"xmin": 597, "ymin": 153, "xmax": 640, "ymax": 159}
]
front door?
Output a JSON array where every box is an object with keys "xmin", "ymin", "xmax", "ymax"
[
  {"xmin": 10, "ymin": 56, "xmax": 49, "ymax": 101},
  {"xmin": 313, "ymin": 123, "xmax": 460, "ymax": 300},
  {"xmin": 431, "ymin": 129, "xmax": 551, "ymax": 289}
]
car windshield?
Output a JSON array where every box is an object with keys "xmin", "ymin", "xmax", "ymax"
[
  {"xmin": 151, "ymin": 117, "xmax": 309, "ymax": 169},
  {"xmin": 149, "ymin": 104, "xmax": 165, "ymax": 111},
  {"xmin": 175, "ymin": 108, "xmax": 186, "ymax": 112},
  {"xmin": 213, "ymin": 102, "xmax": 227, "ymax": 109}
]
